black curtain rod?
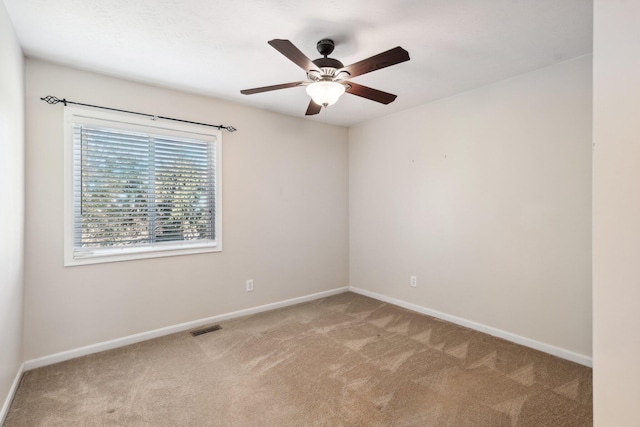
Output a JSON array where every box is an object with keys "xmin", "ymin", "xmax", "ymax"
[{"xmin": 40, "ymin": 95, "xmax": 237, "ymax": 132}]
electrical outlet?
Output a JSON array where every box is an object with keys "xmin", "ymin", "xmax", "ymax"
[
  {"xmin": 246, "ymin": 279, "xmax": 254, "ymax": 292},
  {"xmin": 410, "ymin": 275, "xmax": 417, "ymax": 287}
]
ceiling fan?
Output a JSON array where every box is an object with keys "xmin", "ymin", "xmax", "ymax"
[{"xmin": 240, "ymin": 39, "xmax": 410, "ymax": 116}]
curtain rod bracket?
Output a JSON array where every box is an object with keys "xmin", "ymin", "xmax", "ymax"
[{"xmin": 40, "ymin": 95, "xmax": 237, "ymax": 132}]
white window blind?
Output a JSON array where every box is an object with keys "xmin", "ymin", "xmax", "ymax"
[{"xmin": 64, "ymin": 107, "xmax": 222, "ymax": 265}]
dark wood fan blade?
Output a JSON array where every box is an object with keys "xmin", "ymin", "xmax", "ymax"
[
  {"xmin": 345, "ymin": 82, "xmax": 397, "ymax": 104},
  {"xmin": 340, "ymin": 46, "xmax": 410, "ymax": 78},
  {"xmin": 268, "ymin": 39, "xmax": 320, "ymax": 73},
  {"xmin": 240, "ymin": 81, "xmax": 305, "ymax": 95},
  {"xmin": 305, "ymin": 100, "xmax": 322, "ymax": 116}
]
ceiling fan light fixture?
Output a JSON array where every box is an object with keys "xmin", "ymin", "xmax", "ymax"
[{"xmin": 305, "ymin": 81, "xmax": 346, "ymax": 107}]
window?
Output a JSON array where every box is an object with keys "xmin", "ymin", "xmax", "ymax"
[{"xmin": 64, "ymin": 107, "xmax": 222, "ymax": 266}]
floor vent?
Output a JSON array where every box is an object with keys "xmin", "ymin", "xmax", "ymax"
[{"xmin": 190, "ymin": 324, "xmax": 222, "ymax": 337}]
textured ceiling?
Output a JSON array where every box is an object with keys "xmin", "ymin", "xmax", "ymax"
[{"xmin": 5, "ymin": 0, "xmax": 593, "ymax": 127}]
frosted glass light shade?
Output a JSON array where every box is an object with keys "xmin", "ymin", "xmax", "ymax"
[{"xmin": 305, "ymin": 81, "xmax": 346, "ymax": 107}]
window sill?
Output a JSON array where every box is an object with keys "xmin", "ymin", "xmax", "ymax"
[{"xmin": 64, "ymin": 240, "xmax": 221, "ymax": 267}]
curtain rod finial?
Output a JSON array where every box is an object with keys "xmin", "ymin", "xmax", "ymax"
[{"xmin": 41, "ymin": 95, "xmax": 61, "ymax": 104}]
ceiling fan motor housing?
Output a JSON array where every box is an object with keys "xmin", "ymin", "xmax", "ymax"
[{"xmin": 311, "ymin": 58, "xmax": 345, "ymax": 78}]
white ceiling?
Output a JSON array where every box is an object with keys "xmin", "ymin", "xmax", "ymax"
[{"xmin": 4, "ymin": 0, "xmax": 593, "ymax": 127}]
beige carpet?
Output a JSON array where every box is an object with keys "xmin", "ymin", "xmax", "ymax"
[{"xmin": 5, "ymin": 292, "xmax": 592, "ymax": 426}]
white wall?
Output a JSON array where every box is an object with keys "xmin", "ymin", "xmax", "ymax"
[
  {"xmin": 0, "ymin": 0, "xmax": 25, "ymax": 420},
  {"xmin": 350, "ymin": 56, "xmax": 592, "ymax": 359},
  {"xmin": 593, "ymin": 1, "xmax": 640, "ymax": 425},
  {"xmin": 23, "ymin": 59, "xmax": 349, "ymax": 360}
]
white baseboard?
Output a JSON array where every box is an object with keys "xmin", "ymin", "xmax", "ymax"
[
  {"xmin": 24, "ymin": 286, "xmax": 349, "ymax": 371},
  {"xmin": 1, "ymin": 362, "xmax": 24, "ymax": 426},
  {"xmin": 349, "ymin": 286, "xmax": 592, "ymax": 367}
]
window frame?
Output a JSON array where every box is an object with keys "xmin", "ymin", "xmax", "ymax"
[{"xmin": 63, "ymin": 106, "xmax": 222, "ymax": 266}]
